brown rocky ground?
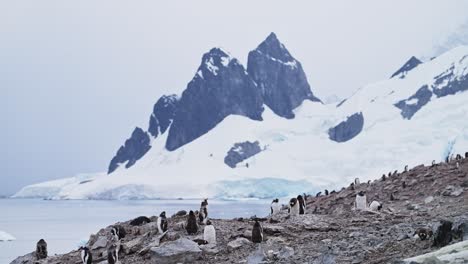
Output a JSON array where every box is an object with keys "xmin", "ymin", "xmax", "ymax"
[{"xmin": 11, "ymin": 157, "xmax": 468, "ymax": 264}]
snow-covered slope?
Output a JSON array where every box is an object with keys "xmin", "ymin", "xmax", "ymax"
[{"xmin": 13, "ymin": 42, "xmax": 468, "ymax": 200}]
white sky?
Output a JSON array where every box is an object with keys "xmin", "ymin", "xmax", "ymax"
[{"xmin": 1, "ymin": 0, "xmax": 468, "ymax": 195}]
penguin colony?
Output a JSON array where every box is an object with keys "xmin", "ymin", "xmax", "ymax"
[{"xmin": 43, "ymin": 152, "xmax": 468, "ymax": 263}]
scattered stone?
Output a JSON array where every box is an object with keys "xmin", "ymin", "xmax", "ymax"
[
  {"xmin": 424, "ymin": 196, "xmax": 434, "ymax": 204},
  {"xmin": 227, "ymin": 237, "xmax": 251, "ymax": 250},
  {"xmin": 151, "ymin": 238, "xmax": 201, "ymax": 264},
  {"xmin": 442, "ymin": 185, "xmax": 463, "ymax": 197}
]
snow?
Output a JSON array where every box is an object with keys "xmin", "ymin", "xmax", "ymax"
[
  {"xmin": 405, "ymin": 98, "xmax": 419, "ymax": 105},
  {"xmin": 13, "ymin": 45, "xmax": 468, "ymax": 200},
  {"xmin": 205, "ymin": 57, "xmax": 219, "ymax": 75},
  {"xmin": 404, "ymin": 240, "xmax": 468, "ymax": 263},
  {"xmin": 0, "ymin": 230, "xmax": 16, "ymax": 241}
]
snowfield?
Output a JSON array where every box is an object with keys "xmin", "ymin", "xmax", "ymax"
[
  {"xmin": 0, "ymin": 230, "xmax": 16, "ymax": 241},
  {"xmin": 13, "ymin": 46, "xmax": 468, "ymax": 200}
]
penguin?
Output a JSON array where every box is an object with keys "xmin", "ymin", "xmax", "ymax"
[
  {"xmin": 270, "ymin": 198, "xmax": 281, "ymax": 215},
  {"xmin": 324, "ymin": 189, "xmax": 329, "ymax": 196},
  {"xmin": 203, "ymin": 220, "xmax": 216, "ymax": 245},
  {"xmin": 297, "ymin": 195, "xmax": 306, "ymax": 215},
  {"xmin": 456, "ymin": 154, "xmax": 462, "ymax": 160},
  {"xmin": 288, "ymin": 197, "xmax": 300, "ymax": 216},
  {"xmin": 446, "ymin": 156, "xmax": 450, "ymax": 163},
  {"xmin": 157, "ymin": 211, "xmax": 168, "ymax": 234},
  {"xmin": 129, "ymin": 216, "xmax": 151, "ymax": 226},
  {"xmin": 330, "ymin": 190, "xmax": 336, "ymax": 194},
  {"xmin": 367, "ymin": 180, "xmax": 371, "ymax": 185},
  {"xmin": 36, "ymin": 239, "xmax": 47, "ymax": 260},
  {"xmin": 107, "ymin": 245, "xmax": 117, "ymax": 264},
  {"xmin": 186, "ymin": 210, "xmax": 198, "ymax": 235},
  {"xmin": 393, "ymin": 170, "xmax": 398, "ymax": 176},
  {"xmin": 354, "ymin": 178, "xmax": 360, "ymax": 185},
  {"xmin": 456, "ymin": 162, "xmax": 460, "ymax": 169},
  {"xmin": 355, "ymin": 191, "xmax": 367, "ymax": 210},
  {"xmin": 465, "ymin": 152, "xmax": 468, "ymax": 159},
  {"xmin": 199, "ymin": 198, "xmax": 209, "ymax": 224},
  {"xmin": 402, "ymin": 181, "xmax": 406, "ymax": 188},
  {"xmin": 414, "ymin": 228, "xmax": 433, "ymax": 241},
  {"xmin": 79, "ymin": 246, "xmax": 92, "ymax": 264},
  {"xmin": 251, "ymin": 219, "xmax": 263, "ymax": 243},
  {"xmin": 110, "ymin": 225, "xmax": 126, "ymax": 241},
  {"xmin": 388, "ymin": 172, "xmax": 392, "ymax": 177},
  {"xmin": 315, "ymin": 192, "xmax": 322, "ymax": 197},
  {"xmin": 431, "ymin": 160, "xmax": 436, "ymax": 167},
  {"xmin": 382, "ymin": 174, "xmax": 386, "ymax": 181},
  {"xmin": 350, "ymin": 182, "xmax": 355, "ymax": 190},
  {"xmin": 368, "ymin": 201, "xmax": 382, "ymax": 212},
  {"xmin": 404, "ymin": 165, "xmax": 408, "ymax": 172}
]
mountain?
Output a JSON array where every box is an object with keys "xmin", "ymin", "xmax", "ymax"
[{"xmin": 13, "ymin": 34, "xmax": 468, "ymax": 200}]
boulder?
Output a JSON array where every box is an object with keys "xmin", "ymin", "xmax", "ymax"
[
  {"xmin": 433, "ymin": 220, "xmax": 453, "ymax": 247},
  {"xmin": 227, "ymin": 237, "xmax": 251, "ymax": 250},
  {"xmin": 151, "ymin": 238, "xmax": 201, "ymax": 264},
  {"xmin": 91, "ymin": 236, "xmax": 108, "ymax": 250}
]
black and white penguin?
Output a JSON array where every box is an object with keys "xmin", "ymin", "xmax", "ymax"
[
  {"xmin": 465, "ymin": 152, "xmax": 468, "ymax": 159},
  {"xmin": 367, "ymin": 180, "xmax": 371, "ymax": 185},
  {"xmin": 107, "ymin": 245, "xmax": 117, "ymax": 264},
  {"xmin": 110, "ymin": 225, "xmax": 126, "ymax": 241},
  {"xmin": 315, "ymin": 192, "xmax": 322, "ymax": 197},
  {"xmin": 368, "ymin": 201, "xmax": 382, "ymax": 212},
  {"xmin": 157, "ymin": 211, "xmax": 168, "ymax": 234},
  {"xmin": 199, "ymin": 199, "xmax": 209, "ymax": 224},
  {"xmin": 289, "ymin": 197, "xmax": 300, "ymax": 216},
  {"xmin": 355, "ymin": 191, "xmax": 367, "ymax": 210},
  {"xmin": 432, "ymin": 160, "xmax": 436, "ymax": 167},
  {"xmin": 36, "ymin": 239, "xmax": 47, "ymax": 260},
  {"xmin": 404, "ymin": 165, "xmax": 408, "ymax": 172},
  {"xmin": 446, "ymin": 156, "xmax": 450, "ymax": 163},
  {"xmin": 251, "ymin": 219, "xmax": 263, "ymax": 243},
  {"xmin": 203, "ymin": 220, "xmax": 216, "ymax": 245},
  {"xmin": 456, "ymin": 154, "xmax": 462, "ymax": 161},
  {"xmin": 270, "ymin": 198, "xmax": 281, "ymax": 215},
  {"xmin": 388, "ymin": 172, "xmax": 392, "ymax": 177},
  {"xmin": 297, "ymin": 195, "xmax": 306, "ymax": 215},
  {"xmin": 382, "ymin": 174, "xmax": 386, "ymax": 181},
  {"xmin": 79, "ymin": 246, "xmax": 92, "ymax": 264},
  {"xmin": 414, "ymin": 228, "xmax": 433, "ymax": 241},
  {"xmin": 324, "ymin": 189, "xmax": 329, "ymax": 196},
  {"xmin": 350, "ymin": 182, "xmax": 355, "ymax": 190},
  {"xmin": 129, "ymin": 216, "xmax": 151, "ymax": 226},
  {"xmin": 186, "ymin": 210, "xmax": 198, "ymax": 235},
  {"xmin": 354, "ymin": 178, "xmax": 360, "ymax": 185}
]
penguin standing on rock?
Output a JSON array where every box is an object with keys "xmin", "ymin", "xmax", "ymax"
[
  {"xmin": 203, "ymin": 220, "xmax": 216, "ymax": 245},
  {"xmin": 368, "ymin": 201, "xmax": 382, "ymax": 212},
  {"xmin": 354, "ymin": 178, "xmax": 360, "ymax": 185},
  {"xmin": 355, "ymin": 191, "xmax": 367, "ymax": 210},
  {"xmin": 110, "ymin": 225, "xmax": 126, "ymax": 241},
  {"xmin": 186, "ymin": 210, "xmax": 198, "ymax": 235},
  {"xmin": 324, "ymin": 189, "xmax": 329, "ymax": 196},
  {"xmin": 350, "ymin": 182, "xmax": 355, "ymax": 190},
  {"xmin": 79, "ymin": 247, "xmax": 92, "ymax": 264},
  {"xmin": 157, "ymin": 211, "xmax": 168, "ymax": 234},
  {"xmin": 251, "ymin": 219, "xmax": 263, "ymax": 243},
  {"xmin": 199, "ymin": 199, "xmax": 209, "ymax": 224},
  {"xmin": 382, "ymin": 174, "xmax": 386, "ymax": 181},
  {"xmin": 288, "ymin": 198, "xmax": 300, "ymax": 216},
  {"xmin": 432, "ymin": 160, "xmax": 436, "ymax": 167},
  {"xmin": 270, "ymin": 198, "xmax": 281, "ymax": 215},
  {"xmin": 36, "ymin": 239, "xmax": 47, "ymax": 260},
  {"xmin": 404, "ymin": 165, "xmax": 408, "ymax": 172},
  {"xmin": 107, "ymin": 245, "xmax": 117, "ymax": 264},
  {"xmin": 465, "ymin": 152, "xmax": 468, "ymax": 159},
  {"xmin": 297, "ymin": 195, "xmax": 306, "ymax": 215},
  {"xmin": 315, "ymin": 192, "xmax": 322, "ymax": 197}
]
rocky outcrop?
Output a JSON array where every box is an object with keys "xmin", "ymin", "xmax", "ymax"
[
  {"xmin": 394, "ymin": 85, "xmax": 433, "ymax": 120},
  {"xmin": 166, "ymin": 48, "xmax": 264, "ymax": 151},
  {"xmin": 247, "ymin": 33, "xmax": 321, "ymax": 119},
  {"xmin": 328, "ymin": 112, "xmax": 364, "ymax": 142},
  {"xmin": 151, "ymin": 238, "xmax": 202, "ymax": 264},
  {"xmin": 432, "ymin": 64, "xmax": 468, "ymax": 98},
  {"xmin": 391, "ymin": 56, "xmax": 422, "ymax": 79},
  {"xmin": 108, "ymin": 127, "xmax": 151, "ymax": 174},
  {"xmin": 224, "ymin": 141, "xmax": 262, "ymax": 168},
  {"xmin": 148, "ymin": 95, "xmax": 179, "ymax": 137}
]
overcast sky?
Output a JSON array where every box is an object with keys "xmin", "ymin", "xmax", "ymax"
[{"xmin": 1, "ymin": 1, "xmax": 468, "ymax": 195}]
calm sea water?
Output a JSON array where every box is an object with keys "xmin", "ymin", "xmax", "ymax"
[{"xmin": 0, "ymin": 198, "xmax": 270, "ymax": 263}]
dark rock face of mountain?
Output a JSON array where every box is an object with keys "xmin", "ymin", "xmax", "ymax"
[
  {"xmin": 390, "ymin": 56, "xmax": 422, "ymax": 79},
  {"xmin": 247, "ymin": 33, "xmax": 321, "ymax": 119},
  {"xmin": 224, "ymin": 141, "xmax": 263, "ymax": 168},
  {"xmin": 328, "ymin": 112, "xmax": 364, "ymax": 142},
  {"xmin": 165, "ymin": 48, "xmax": 264, "ymax": 151},
  {"xmin": 395, "ymin": 85, "xmax": 432, "ymax": 120},
  {"xmin": 148, "ymin": 95, "xmax": 179, "ymax": 137},
  {"xmin": 108, "ymin": 127, "xmax": 151, "ymax": 174}
]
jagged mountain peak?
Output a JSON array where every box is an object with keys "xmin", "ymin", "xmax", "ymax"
[
  {"xmin": 196, "ymin": 47, "xmax": 239, "ymax": 78},
  {"xmin": 390, "ymin": 56, "xmax": 423, "ymax": 78},
  {"xmin": 254, "ymin": 32, "xmax": 294, "ymax": 63}
]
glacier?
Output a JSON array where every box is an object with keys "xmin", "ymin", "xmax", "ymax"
[
  {"xmin": 13, "ymin": 45, "xmax": 468, "ymax": 200},
  {"xmin": 0, "ymin": 230, "xmax": 16, "ymax": 241}
]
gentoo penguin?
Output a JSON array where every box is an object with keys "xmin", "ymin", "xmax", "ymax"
[
  {"xmin": 402, "ymin": 181, "xmax": 406, "ymax": 188},
  {"xmin": 354, "ymin": 178, "xmax": 360, "ymax": 185},
  {"xmin": 110, "ymin": 225, "xmax": 126, "ymax": 241},
  {"xmin": 382, "ymin": 174, "xmax": 386, "ymax": 181},
  {"xmin": 432, "ymin": 160, "xmax": 436, "ymax": 167},
  {"xmin": 350, "ymin": 182, "xmax": 355, "ymax": 190},
  {"xmin": 297, "ymin": 195, "xmax": 306, "ymax": 215},
  {"xmin": 107, "ymin": 245, "xmax": 117, "ymax": 264},
  {"xmin": 129, "ymin": 216, "xmax": 151, "ymax": 226},
  {"xmin": 465, "ymin": 152, "xmax": 468, "ymax": 159},
  {"xmin": 157, "ymin": 211, "xmax": 168, "ymax": 234},
  {"xmin": 203, "ymin": 220, "xmax": 216, "ymax": 245},
  {"xmin": 199, "ymin": 199, "xmax": 209, "ymax": 224},
  {"xmin": 414, "ymin": 228, "xmax": 433, "ymax": 241},
  {"xmin": 315, "ymin": 192, "xmax": 322, "ymax": 197},
  {"xmin": 324, "ymin": 189, "xmax": 329, "ymax": 196},
  {"xmin": 36, "ymin": 239, "xmax": 48, "ymax": 259},
  {"xmin": 270, "ymin": 198, "xmax": 281, "ymax": 215},
  {"xmin": 79, "ymin": 246, "xmax": 92, "ymax": 264},
  {"xmin": 251, "ymin": 219, "xmax": 263, "ymax": 243},
  {"xmin": 289, "ymin": 197, "xmax": 300, "ymax": 216},
  {"xmin": 186, "ymin": 210, "xmax": 198, "ymax": 235},
  {"xmin": 456, "ymin": 154, "xmax": 462, "ymax": 160},
  {"xmin": 404, "ymin": 165, "xmax": 408, "ymax": 172},
  {"xmin": 355, "ymin": 191, "xmax": 367, "ymax": 210},
  {"xmin": 388, "ymin": 172, "xmax": 392, "ymax": 177},
  {"xmin": 368, "ymin": 201, "xmax": 382, "ymax": 212}
]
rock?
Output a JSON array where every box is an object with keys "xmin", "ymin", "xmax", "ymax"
[
  {"xmin": 10, "ymin": 252, "xmax": 36, "ymax": 264},
  {"xmin": 406, "ymin": 204, "xmax": 419, "ymax": 211},
  {"xmin": 390, "ymin": 56, "xmax": 422, "ymax": 79},
  {"xmin": 224, "ymin": 141, "xmax": 263, "ymax": 168},
  {"xmin": 123, "ymin": 236, "xmax": 144, "ymax": 255},
  {"xmin": 433, "ymin": 220, "xmax": 453, "ymax": 247},
  {"xmin": 108, "ymin": 127, "xmax": 151, "ymax": 173},
  {"xmin": 328, "ymin": 112, "xmax": 364, "ymax": 143},
  {"xmin": 139, "ymin": 222, "xmax": 158, "ymax": 235},
  {"xmin": 277, "ymin": 246, "xmax": 294, "ymax": 259},
  {"xmin": 262, "ymin": 225, "xmax": 285, "ymax": 235},
  {"xmin": 424, "ymin": 196, "xmax": 434, "ymax": 204},
  {"xmin": 174, "ymin": 210, "xmax": 187, "ymax": 217},
  {"xmin": 247, "ymin": 247, "xmax": 266, "ymax": 264},
  {"xmin": 395, "ymin": 85, "xmax": 432, "ymax": 120},
  {"xmin": 91, "ymin": 236, "xmax": 108, "ymax": 250},
  {"xmin": 452, "ymin": 219, "xmax": 468, "ymax": 241},
  {"xmin": 442, "ymin": 185, "xmax": 463, "ymax": 197},
  {"xmin": 148, "ymin": 94, "xmax": 179, "ymax": 137},
  {"xmin": 151, "ymin": 238, "xmax": 202, "ymax": 264},
  {"xmin": 227, "ymin": 237, "xmax": 251, "ymax": 250}
]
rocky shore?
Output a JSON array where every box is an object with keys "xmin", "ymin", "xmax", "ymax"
[{"xmin": 11, "ymin": 157, "xmax": 468, "ymax": 264}]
